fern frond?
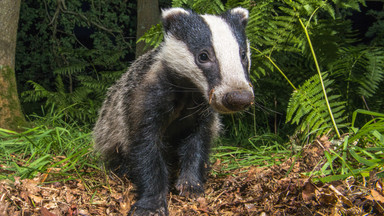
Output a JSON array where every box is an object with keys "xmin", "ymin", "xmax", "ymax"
[
  {"xmin": 54, "ymin": 75, "xmax": 66, "ymax": 95},
  {"xmin": 171, "ymin": 0, "xmax": 224, "ymax": 14},
  {"xmin": 21, "ymin": 81, "xmax": 52, "ymax": 102},
  {"xmin": 77, "ymin": 75, "xmax": 111, "ymax": 92},
  {"xmin": 54, "ymin": 64, "xmax": 86, "ymax": 76},
  {"xmin": 329, "ymin": 46, "xmax": 384, "ymax": 99},
  {"xmin": 358, "ymin": 49, "xmax": 384, "ymax": 98},
  {"xmin": 286, "ymin": 73, "xmax": 347, "ymax": 137},
  {"xmin": 137, "ymin": 24, "xmax": 163, "ymax": 49},
  {"xmin": 172, "ymin": 0, "xmax": 189, "ymax": 8},
  {"xmin": 331, "ymin": 0, "xmax": 366, "ymax": 11},
  {"xmin": 93, "ymin": 50, "xmax": 124, "ymax": 66},
  {"xmin": 99, "ymin": 70, "xmax": 124, "ymax": 80},
  {"xmin": 71, "ymin": 87, "xmax": 93, "ymax": 103},
  {"xmin": 192, "ymin": 0, "xmax": 224, "ymax": 14}
]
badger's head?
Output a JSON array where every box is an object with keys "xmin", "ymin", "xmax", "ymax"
[{"xmin": 160, "ymin": 7, "xmax": 254, "ymax": 114}]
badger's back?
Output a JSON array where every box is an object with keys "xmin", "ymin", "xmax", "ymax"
[{"xmin": 93, "ymin": 48, "xmax": 161, "ymax": 165}]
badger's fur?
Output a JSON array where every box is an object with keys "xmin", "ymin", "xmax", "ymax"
[{"xmin": 93, "ymin": 7, "xmax": 254, "ymax": 216}]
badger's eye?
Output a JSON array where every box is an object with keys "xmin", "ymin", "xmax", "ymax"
[
  {"xmin": 198, "ymin": 52, "xmax": 210, "ymax": 63},
  {"xmin": 241, "ymin": 51, "xmax": 247, "ymax": 60}
]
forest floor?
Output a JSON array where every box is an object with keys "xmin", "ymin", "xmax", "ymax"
[{"xmin": 1, "ymin": 137, "xmax": 383, "ymax": 216}]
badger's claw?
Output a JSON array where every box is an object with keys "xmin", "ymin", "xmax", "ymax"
[
  {"xmin": 128, "ymin": 197, "xmax": 168, "ymax": 216},
  {"xmin": 128, "ymin": 206, "xmax": 167, "ymax": 216},
  {"xmin": 175, "ymin": 178, "xmax": 204, "ymax": 199}
]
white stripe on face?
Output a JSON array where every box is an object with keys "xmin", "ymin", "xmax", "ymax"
[
  {"xmin": 201, "ymin": 15, "xmax": 250, "ymax": 88},
  {"xmin": 201, "ymin": 14, "xmax": 253, "ymax": 112}
]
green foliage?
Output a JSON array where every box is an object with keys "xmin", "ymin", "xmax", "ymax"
[
  {"xmin": 137, "ymin": 24, "xmax": 164, "ymax": 50},
  {"xmin": 286, "ymin": 73, "xmax": 347, "ymax": 137},
  {"xmin": 16, "ymin": 0, "xmax": 136, "ymax": 117},
  {"xmin": 172, "ymin": 0, "xmax": 225, "ymax": 14},
  {"xmin": 213, "ymin": 140, "xmax": 289, "ymax": 171},
  {"xmin": 329, "ymin": 46, "xmax": 384, "ymax": 127},
  {"xmin": 329, "ymin": 46, "xmax": 384, "ymax": 103},
  {"xmin": 234, "ymin": 0, "xmax": 383, "ymax": 141},
  {"xmin": 366, "ymin": 10, "xmax": 384, "ymax": 46},
  {"xmin": 0, "ymin": 107, "xmax": 96, "ymax": 180},
  {"xmin": 21, "ymin": 49, "xmax": 124, "ymax": 124},
  {"xmin": 309, "ymin": 110, "xmax": 384, "ymax": 183}
]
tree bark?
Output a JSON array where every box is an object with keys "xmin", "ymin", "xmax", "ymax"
[
  {"xmin": 136, "ymin": 0, "xmax": 160, "ymax": 58},
  {"xmin": 0, "ymin": 0, "xmax": 26, "ymax": 130}
]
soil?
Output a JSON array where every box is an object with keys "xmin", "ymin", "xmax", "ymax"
[{"xmin": 1, "ymin": 138, "xmax": 383, "ymax": 216}]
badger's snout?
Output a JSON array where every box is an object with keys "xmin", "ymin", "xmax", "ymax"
[
  {"xmin": 210, "ymin": 88, "xmax": 254, "ymax": 114},
  {"xmin": 222, "ymin": 90, "xmax": 254, "ymax": 111}
]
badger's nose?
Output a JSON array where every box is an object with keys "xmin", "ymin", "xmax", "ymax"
[{"xmin": 222, "ymin": 90, "xmax": 254, "ymax": 112}]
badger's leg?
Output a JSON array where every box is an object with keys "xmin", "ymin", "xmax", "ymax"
[
  {"xmin": 126, "ymin": 88, "xmax": 173, "ymax": 216},
  {"xmin": 127, "ymin": 140, "xmax": 169, "ymax": 216},
  {"xmin": 175, "ymin": 112, "xmax": 216, "ymax": 198}
]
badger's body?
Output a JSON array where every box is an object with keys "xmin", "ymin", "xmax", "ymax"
[{"xmin": 93, "ymin": 7, "xmax": 254, "ymax": 215}]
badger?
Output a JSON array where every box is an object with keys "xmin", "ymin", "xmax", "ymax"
[{"xmin": 93, "ymin": 7, "xmax": 254, "ymax": 216}]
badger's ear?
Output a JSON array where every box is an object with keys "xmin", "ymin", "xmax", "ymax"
[
  {"xmin": 223, "ymin": 7, "xmax": 249, "ymax": 28},
  {"xmin": 161, "ymin": 8, "xmax": 190, "ymax": 33}
]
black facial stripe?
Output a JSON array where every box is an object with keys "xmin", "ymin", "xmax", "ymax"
[
  {"xmin": 163, "ymin": 11, "xmax": 222, "ymax": 91},
  {"xmin": 198, "ymin": 46, "xmax": 222, "ymax": 90}
]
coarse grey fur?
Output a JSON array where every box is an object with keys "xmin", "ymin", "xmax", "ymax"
[{"xmin": 93, "ymin": 47, "xmax": 222, "ymax": 164}]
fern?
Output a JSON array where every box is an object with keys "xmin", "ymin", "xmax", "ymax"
[
  {"xmin": 331, "ymin": 0, "xmax": 366, "ymax": 11},
  {"xmin": 22, "ymin": 76, "xmax": 101, "ymax": 124},
  {"xmin": 137, "ymin": 24, "xmax": 163, "ymax": 49},
  {"xmin": 191, "ymin": 0, "xmax": 224, "ymax": 14},
  {"xmin": 22, "ymin": 50, "xmax": 124, "ymax": 124},
  {"xmin": 93, "ymin": 50, "xmax": 124, "ymax": 66},
  {"xmin": 172, "ymin": 0, "xmax": 224, "ymax": 14},
  {"xmin": 358, "ymin": 49, "xmax": 384, "ymax": 98},
  {"xmin": 54, "ymin": 64, "xmax": 86, "ymax": 76},
  {"xmin": 22, "ymin": 81, "xmax": 52, "ymax": 103},
  {"xmin": 329, "ymin": 46, "xmax": 384, "ymax": 116},
  {"xmin": 286, "ymin": 73, "xmax": 347, "ymax": 137}
]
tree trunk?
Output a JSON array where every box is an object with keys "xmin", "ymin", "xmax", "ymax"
[
  {"xmin": 0, "ymin": 0, "xmax": 26, "ymax": 131},
  {"xmin": 135, "ymin": 0, "xmax": 160, "ymax": 58}
]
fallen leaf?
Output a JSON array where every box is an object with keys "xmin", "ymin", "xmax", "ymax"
[
  {"xmin": 197, "ymin": 197, "xmax": 208, "ymax": 212},
  {"xmin": 302, "ymin": 180, "xmax": 317, "ymax": 202},
  {"xmin": 367, "ymin": 189, "xmax": 384, "ymax": 203},
  {"xmin": 29, "ymin": 194, "xmax": 43, "ymax": 204},
  {"xmin": 40, "ymin": 207, "xmax": 57, "ymax": 216}
]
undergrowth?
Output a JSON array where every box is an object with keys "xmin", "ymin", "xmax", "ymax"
[
  {"xmin": 314, "ymin": 109, "xmax": 384, "ymax": 183},
  {"xmin": 0, "ymin": 107, "xmax": 98, "ymax": 181},
  {"xmin": 0, "ymin": 106, "xmax": 291, "ymax": 180},
  {"xmin": 0, "ymin": 106, "xmax": 383, "ymax": 186},
  {"xmin": 212, "ymin": 138, "xmax": 290, "ymax": 172}
]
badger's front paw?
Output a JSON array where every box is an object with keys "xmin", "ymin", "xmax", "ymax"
[
  {"xmin": 128, "ymin": 206, "xmax": 167, "ymax": 216},
  {"xmin": 128, "ymin": 198, "xmax": 168, "ymax": 216},
  {"xmin": 175, "ymin": 176, "xmax": 204, "ymax": 199}
]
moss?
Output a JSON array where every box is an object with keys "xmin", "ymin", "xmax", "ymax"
[{"xmin": 0, "ymin": 65, "xmax": 27, "ymax": 131}]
